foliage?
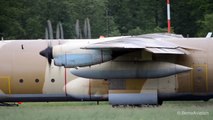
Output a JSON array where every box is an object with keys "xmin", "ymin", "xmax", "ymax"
[
  {"xmin": 153, "ymin": 26, "xmax": 168, "ymax": 33},
  {"xmin": 198, "ymin": 14, "xmax": 213, "ymax": 36},
  {"xmin": 0, "ymin": 0, "xmax": 213, "ymax": 39},
  {"xmin": 128, "ymin": 27, "xmax": 144, "ymax": 36}
]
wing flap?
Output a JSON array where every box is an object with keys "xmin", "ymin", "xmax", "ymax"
[{"xmin": 145, "ymin": 48, "xmax": 185, "ymax": 54}]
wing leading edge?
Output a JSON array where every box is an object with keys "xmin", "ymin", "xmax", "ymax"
[{"xmin": 82, "ymin": 35, "xmax": 189, "ymax": 55}]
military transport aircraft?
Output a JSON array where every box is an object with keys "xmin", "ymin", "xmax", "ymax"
[{"xmin": 0, "ymin": 33, "xmax": 212, "ymax": 106}]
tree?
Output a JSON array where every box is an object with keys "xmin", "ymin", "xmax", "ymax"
[
  {"xmin": 1, "ymin": 0, "xmax": 213, "ymax": 39},
  {"xmin": 108, "ymin": 0, "xmax": 165, "ymax": 35},
  {"xmin": 171, "ymin": 0, "xmax": 207, "ymax": 37},
  {"xmin": 198, "ymin": 14, "xmax": 213, "ymax": 36}
]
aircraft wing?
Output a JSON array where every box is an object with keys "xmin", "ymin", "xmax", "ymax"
[
  {"xmin": 82, "ymin": 36, "xmax": 188, "ymax": 55},
  {"xmin": 45, "ymin": 33, "xmax": 193, "ymax": 69},
  {"xmin": 39, "ymin": 33, "xmax": 193, "ymax": 79},
  {"xmin": 68, "ymin": 34, "xmax": 193, "ymax": 79}
]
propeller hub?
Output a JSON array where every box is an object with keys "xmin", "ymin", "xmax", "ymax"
[{"xmin": 39, "ymin": 46, "xmax": 53, "ymax": 64}]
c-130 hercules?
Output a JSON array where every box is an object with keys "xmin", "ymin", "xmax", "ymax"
[{"xmin": 0, "ymin": 33, "xmax": 212, "ymax": 106}]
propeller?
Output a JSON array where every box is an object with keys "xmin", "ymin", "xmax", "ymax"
[
  {"xmin": 40, "ymin": 20, "xmax": 64, "ymax": 65},
  {"xmin": 40, "ymin": 20, "xmax": 54, "ymax": 65}
]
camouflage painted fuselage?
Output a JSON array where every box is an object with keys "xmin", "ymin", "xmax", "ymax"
[{"xmin": 0, "ymin": 38, "xmax": 213, "ymax": 104}]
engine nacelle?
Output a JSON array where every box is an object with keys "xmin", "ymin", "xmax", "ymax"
[
  {"xmin": 54, "ymin": 49, "xmax": 112, "ymax": 68},
  {"xmin": 109, "ymin": 90, "xmax": 158, "ymax": 105}
]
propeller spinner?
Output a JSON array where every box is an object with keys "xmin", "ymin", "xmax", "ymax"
[{"xmin": 39, "ymin": 46, "xmax": 53, "ymax": 65}]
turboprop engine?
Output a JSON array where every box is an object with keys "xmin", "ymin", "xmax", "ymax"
[
  {"xmin": 40, "ymin": 43, "xmax": 113, "ymax": 68},
  {"xmin": 53, "ymin": 49, "xmax": 112, "ymax": 68}
]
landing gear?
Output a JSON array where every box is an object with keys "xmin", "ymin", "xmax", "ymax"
[
  {"xmin": 158, "ymin": 100, "xmax": 163, "ymax": 105},
  {"xmin": 0, "ymin": 102, "xmax": 19, "ymax": 107}
]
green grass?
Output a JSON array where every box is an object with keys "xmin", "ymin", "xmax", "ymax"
[{"xmin": 0, "ymin": 101, "xmax": 212, "ymax": 120}]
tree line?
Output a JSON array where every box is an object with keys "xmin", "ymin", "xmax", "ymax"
[{"xmin": 0, "ymin": 0, "xmax": 213, "ymax": 39}]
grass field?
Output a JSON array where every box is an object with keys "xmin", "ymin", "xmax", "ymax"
[{"xmin": 0, "ymin": 101, "xmax": 212, "ymax": 120}]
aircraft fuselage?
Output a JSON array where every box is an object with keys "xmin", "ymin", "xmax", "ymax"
[{"xmin": 0, "ymin": 37, "xmax": 213, "ymax": 104}]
